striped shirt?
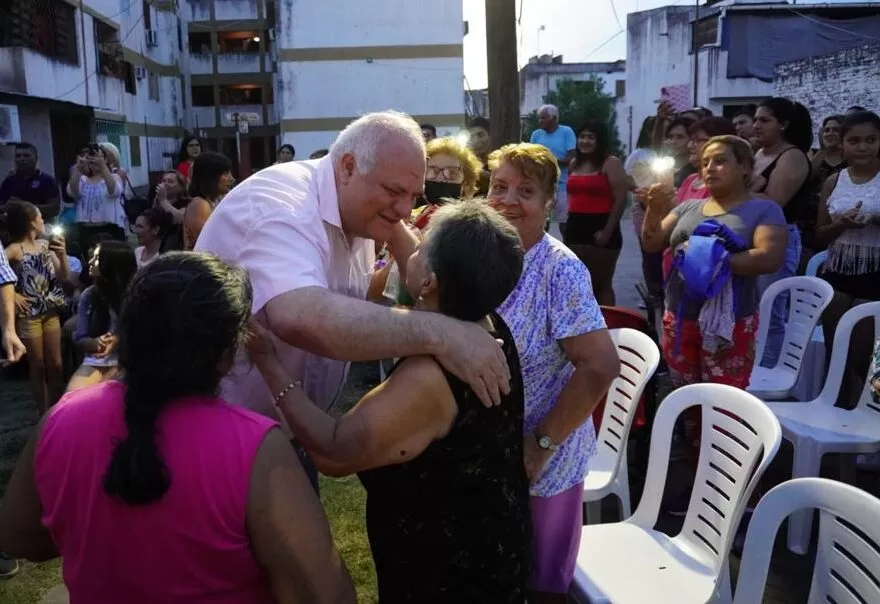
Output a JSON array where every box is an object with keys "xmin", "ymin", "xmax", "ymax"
[{"xmin": 0, "ymin": 246, "xmax": 17, "ymax": 286}]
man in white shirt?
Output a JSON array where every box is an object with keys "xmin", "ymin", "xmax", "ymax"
[
  {"xmin": 195, "ymin": 111, "xmax": 511, "ymax": 487},
  {"xmin": 530, "ymin": 104, "xmax": 577, "ymax": 234}
]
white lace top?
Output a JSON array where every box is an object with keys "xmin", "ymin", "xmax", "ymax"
[{"xmin": 826, "ymin": 168, "xmax": 880, "ymax": 275}]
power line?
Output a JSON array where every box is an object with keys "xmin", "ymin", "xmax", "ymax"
[{"xmin": 609, "ymin": 0, "xmax": 623, "ymax": 31}]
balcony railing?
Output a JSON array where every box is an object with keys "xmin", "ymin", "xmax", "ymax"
[{"xmin": 216, "ymin": 52, "xmax": 261, "ymax": 74}]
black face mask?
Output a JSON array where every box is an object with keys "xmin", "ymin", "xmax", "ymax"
[{"xmin": 423, "ymin": 180, "xmax": 463, "ymax": 205}]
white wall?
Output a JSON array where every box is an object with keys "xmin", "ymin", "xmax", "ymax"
[
  {"xmin": 277, "ymin": 0, "xmax": 464, "ymax": 150},
  {"xmin": 15, "ymin": 105, "xmax": 55, "ymax": 175},
  {"xmin": 280, "ymin": 0, "xmax": 463, "ymax": 48}
]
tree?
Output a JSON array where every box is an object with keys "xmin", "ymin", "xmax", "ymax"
[{"xmin": 522, "ymin": 76, "xmax": 623, "ymax": 157}]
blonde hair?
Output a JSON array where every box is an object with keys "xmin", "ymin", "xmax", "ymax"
[
  {"xmin": 98, "ymin": 142, "xmax": 121, "ymax": 169},
  {"xmin": 426, "ymin": 137, "xmax": 484, "ymax": 198},
  {"xmin": 488, "ymin": 143, "xmax": 560, "ymax": 200}
]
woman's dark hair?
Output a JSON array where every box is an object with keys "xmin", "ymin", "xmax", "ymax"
[
  {"xmin": 176, "ymin": 136, "xmax": 201, "ymax": 164},
  {"xmin": 277, "ymin": 143, "xmax": 295, "ymax": 157},
  {"xmin": 139, "ymin": 207, "xmax": 173, "ymax": 240},
  {"xmin": 822, "ymin": 114, "xmax": 845, "ymax": 129},
  {"xmin": 635, "ymin": 116, "xmax": 656, "ymax": 149},
  {"xmin": 88, "ymin": 241, "xmax": 137, "ymax": 337},
  {"xmin": 666, "ymin": 116, "xmax": 695, "ymax": 137},
  {"xmin": 841, "ymin": 110, "xmax": 880, "ymax": 137},
  {"xmin": 423, "ymin": 200, "xmax": 523, "ymax": 322},
  {"xmin": 309, "ymin": 149, "xmax": 329, "ymax": 159},
  {"xmin": 188, "ymin": 152, "xmax": 232, "ymax": 201},
  {"xmin": 103, "ymin": 253, "xmax": 253, "ymax": 505},
  {"xmin": 734, "ymin": 104, "xmax": 756, "ymax": 119},
  {"xmin": 5, "ymin": 201, "xmax": 39, "ymax": 242},
  {"xmin": 469, "ymin": 116, "xmax": 491, "ymax": 132},
  {"xmin": 841, "ymin": 111, "xmax": 880, "ymax": 158},
  {"xmin": 758, "ymin": 97, "xmax": 814, "ymax": 152},
  {"xmin": 573, "ymin": 121, "xmax": 611, "ymax": 167},
  {"xmin": 689, "ymin": 117, "xmax": 737, "ymax": 138}
]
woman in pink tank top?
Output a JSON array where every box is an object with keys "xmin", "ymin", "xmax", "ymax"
[{"xmin": 0, "ymin": 253, "xmax": 355, "ymax": 603}]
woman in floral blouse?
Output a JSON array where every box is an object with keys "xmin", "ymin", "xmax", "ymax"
[{"xmin": 488, "ymin": 143, "xmax": 619, "ymax": 603}]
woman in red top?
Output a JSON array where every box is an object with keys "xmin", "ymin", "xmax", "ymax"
[
  {"xmin": 176, "ymin": 136, "xmax": 202, "ymax": 181},
  {"xmin": 564, "ymin": 121, "xmax": 628, "ymax": 305}
]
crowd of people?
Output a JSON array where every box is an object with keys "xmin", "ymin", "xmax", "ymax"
[{"xmin": 0, "ymin": 96, "xmax": 877, "ymax": 602}]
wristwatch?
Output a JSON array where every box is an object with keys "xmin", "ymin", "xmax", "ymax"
[{"xmin": 534, "ymin": 432, "xmax": 559, "ymax": 452}]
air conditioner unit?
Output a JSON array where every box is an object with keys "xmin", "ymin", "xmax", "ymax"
[
  {"xmin": 135, "ymin": 65, "xmax": 148, "ymax": 80},
  {"xmin": 268, "ymin": 27, "xmax": 275, "ymax": 41},
  {"xmin": 146, "ymin": 29, "xmax": 159, "ymax": 47}
]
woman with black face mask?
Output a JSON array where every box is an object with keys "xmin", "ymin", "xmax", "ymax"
[{"xmin": 368, "ymin": 137, "xmax": 483, "ymax": 304}]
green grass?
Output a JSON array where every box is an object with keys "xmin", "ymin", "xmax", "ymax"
[{"xmin": 0, "ymin": 476, "xmax": 376, "ymax": 604}]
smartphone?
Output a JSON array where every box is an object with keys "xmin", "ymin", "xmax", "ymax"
[{"xmin": 51, "ymin": 225, "xmax": 64, "ymax": 237}]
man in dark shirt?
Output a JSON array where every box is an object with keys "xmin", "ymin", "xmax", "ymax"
[{"xmin": 0, "ymin": 143, "xmax": 60, "ymax": 221}]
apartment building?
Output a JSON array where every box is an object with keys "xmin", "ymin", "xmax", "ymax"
[
  {"xmin": 0, "ymin": 0, "xmax": 185, "ymax": 190},
  {"xmin": 1, "ymin": 0, "xmax": 467, "ymax": 182},
  {"xmin": 183, "ymin": 0, "xmax": 277, "ymax": 169},
  {"xmin": 275, "ymin": 0, "xmax": 466, "ymax": 156}
]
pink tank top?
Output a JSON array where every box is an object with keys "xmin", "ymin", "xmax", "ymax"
[{"xmin": 35, "ymin": 381, "xmax": 278, "ymax": 604}]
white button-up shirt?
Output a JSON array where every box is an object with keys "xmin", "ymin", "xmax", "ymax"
[{"xmin": 195, "ymin": 157, "xmax": 375, "ymax": 417}]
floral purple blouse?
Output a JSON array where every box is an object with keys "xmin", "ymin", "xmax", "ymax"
[{"xmin": 497, "ymin": 234, "xmax": 606, "ymax": 497}]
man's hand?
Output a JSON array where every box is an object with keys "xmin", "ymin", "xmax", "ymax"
[
  {"xmin": 1, "ymin": 327, "xmax": 25, "ymax": 365},
  {"xmin": 523, "ymin": 434, "xmax": 552, "ymax": 484},
  {"xmin": 434, "ymin": 319, "xmax": 510, "ymax": 408}
]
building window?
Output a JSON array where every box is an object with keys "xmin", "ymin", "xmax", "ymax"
[
  {"xmin": 191, "ymin": 85, "xmax": 215, "ymax": 106},
  {"xmin": 0, "ymin": 0, "xmax": 78, "ymax": 65},
  {"xmin": 188, "ymin": 32, "xmax": 212, "ymax": 54},
  {"xmin": 96, "ymin": 20, "xmax": 124, "ymax": 78},
  {"xmin": 130, "ymin": 136, "xmax": 142, "ymax": 168},
  {"xmin": 142, "ymin": 1, "xmax": 152, "ymax": 31},
  {"xmin": 692, "ymin": 15, "xmax": 720, "ymax": 50},
  {"xmin": 148, "ymin": 72, "xmax": 160, "ymax": 100},
  {"xmin": 615, "ymin": 80, "xmax": 625, "ymax": 98},
  {"xmin": 219, "ymin": 85, "xmax": 263, "ymax": 105},
  {"xmin": 123, "ymin": 62, "xmax": 137, "ymax": 94},
  {"xmin": 217, "ymin": 31, "xmax": 262, "ymax": 53}
]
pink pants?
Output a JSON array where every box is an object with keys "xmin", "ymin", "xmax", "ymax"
[{"xmin": 529, "ymin": 482, "xmax": 584, "ymax": 593}]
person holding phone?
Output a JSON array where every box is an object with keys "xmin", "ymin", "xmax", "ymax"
[
  {"xmin": 4, "ymin": 202, "xmax": 70, "ymax": 415},
  {"xmin": 66, "ymin": 144, "xmax": 127, "ymax": 257}
]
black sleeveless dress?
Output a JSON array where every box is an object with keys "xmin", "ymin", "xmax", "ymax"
[{"xmin": 358, "ymin": 313, "xmax": 530, "ymax": 603}]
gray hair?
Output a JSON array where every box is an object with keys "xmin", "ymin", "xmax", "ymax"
[
  {"xmin": 329, "ymin": 110, "xmax": 426, "ymax": 173},
  {"xmin": 422, "ymin": 199, "xmax": 524, "ymax": 321},
  {"xmin": 538, "ymin": 104, "xmax": 559, "ymax": 118}
]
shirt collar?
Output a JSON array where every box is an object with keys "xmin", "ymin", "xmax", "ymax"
[{"xmin": 315, "ymin": 156, "xmax": 342, "ymax": 230}]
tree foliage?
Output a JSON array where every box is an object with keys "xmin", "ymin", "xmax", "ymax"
[{"xmin": 522, "ymin": 76, "xmax": 623, "ymax": 157}]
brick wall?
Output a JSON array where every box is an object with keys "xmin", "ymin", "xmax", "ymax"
[{"xmin": 774, "ymin": 44, "xmax": 879, "ymax": 142}]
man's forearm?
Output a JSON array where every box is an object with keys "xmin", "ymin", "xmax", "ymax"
[
  {"xmin": 0, "ymin": 284, "xmax": 15, "ymax": 334},
  {"xmin": 267, "ymin": 287, "xmax": 445, "ymax": 362},
  {"xmin": 537, "ymin": 366, "xmax": 613, "ymax": 444}
]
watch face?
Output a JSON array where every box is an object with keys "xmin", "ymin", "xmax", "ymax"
[{"xmin": 538, "ymin": 436, "xmax": 552, "ymax": 450}]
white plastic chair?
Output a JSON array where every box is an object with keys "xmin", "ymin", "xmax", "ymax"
[
  {"xmin": 806, "ymin": 249, "xmax": 829, "ymax": 277},
  {"xmin": 571, "ymin": 384, "xmax": 782, "ymax": 604},
  {"xmin": 767, "ymin": 301, "xmax": 880, "ymax": 555},
  {"xmin": 748, "ymin": 276, "xmax": 834, "ymax": 400},
  {"xmin": 734, "ymin": 478, "xmax": 880, "ymax": 604},
  {"xmin": 583, "ymin": 329, "xmax": 660, "ymax": 524}
]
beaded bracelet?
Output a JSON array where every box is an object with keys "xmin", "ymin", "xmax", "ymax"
[{"xmin": 273, "ymin": 380, "xmax": 302, "ymax": 405}]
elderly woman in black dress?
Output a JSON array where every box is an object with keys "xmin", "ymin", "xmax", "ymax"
[{"xmin": 248, "ymin": 199, "xmax": 530, "ymax": 602}]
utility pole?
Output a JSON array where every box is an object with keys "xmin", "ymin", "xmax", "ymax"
[{"xmin": 485, "ymin": 0, "xmax": 521, "ymax": 147}]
